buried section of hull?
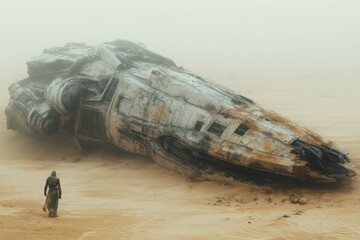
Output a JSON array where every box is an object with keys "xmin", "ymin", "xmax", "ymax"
[
  {"xmin": 5, "ymin": 39, "xmax": 357, "ymax": 183},
  {"xmin": 152, "ymin": 134, "xmax": 355, "ymax": 183}
]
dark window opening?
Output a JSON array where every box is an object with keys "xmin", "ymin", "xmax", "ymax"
[
  {"xmin": 235, "ymin": 124, "xmax": 249, "ymax": 136},
  {"xmin": 194, "ymin": 121, "xmax": 204, "ymax": 131},
  {"xmin": 207, "ymin": 122, "xmax": 226, "ymax": 136}
]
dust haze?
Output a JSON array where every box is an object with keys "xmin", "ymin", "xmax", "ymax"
[
  {"xmin": 0, "ymin": 1, "xmax": 360, "ymax": 239},
  {"xmin": 1, "ymin": 0, "xmax": 360, "ymax": 79}
]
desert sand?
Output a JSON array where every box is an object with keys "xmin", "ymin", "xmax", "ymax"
[{"xmin": 0, "ymin": 72, "xmax": 359, "ymax": 240}]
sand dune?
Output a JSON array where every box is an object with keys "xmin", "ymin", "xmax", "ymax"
[{"xmin": 0, "ymin": 73, "xmax": 359, "ymax": 239}]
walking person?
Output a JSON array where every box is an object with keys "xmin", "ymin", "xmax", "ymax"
[{"xmin": 43, "ymin": 171, "xmax": 62, "ymax": 217}]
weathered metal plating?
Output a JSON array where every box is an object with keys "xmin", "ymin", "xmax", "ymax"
[{"xmin": 6, "ymin": 40, "xmax": 356, "ymax": 182}]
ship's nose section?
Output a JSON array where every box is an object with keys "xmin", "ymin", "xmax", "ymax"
[{"xmin": 290, "ymin": 139, "xmax": 357, "ymax": 180}]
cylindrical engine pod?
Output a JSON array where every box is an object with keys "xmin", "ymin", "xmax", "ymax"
[
  {"xmin": 27, "ymin": 102, "xmax": 61, "ymax": 135},
  {"xmin": 46, "ymin": 77, "xmax": 88, "ymax": 114},
  {"xmin": 6, "ymin": 87, "xmax": 61, "ymax": 136}
]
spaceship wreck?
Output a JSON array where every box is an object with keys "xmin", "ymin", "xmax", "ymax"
[{"xmin": 5, "ymin": 40, "xmax": 356, "ymax": 183}]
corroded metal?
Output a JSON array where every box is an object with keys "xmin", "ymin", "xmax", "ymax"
[{"xmin": 6, "ymin": 40, "xmax": 356, "ymax": 182}]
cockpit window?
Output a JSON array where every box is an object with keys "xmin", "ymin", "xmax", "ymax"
[
  {"xmin": 194, "ymin": 121, "xmax": 204, "ymax": 131},
  {"xmin": 234, "ymin": 124, "xmax": 249, "ymax": 136},
  {"xmin": 207, "ymin": 122, "xmax": 226, "ymax": 136}
]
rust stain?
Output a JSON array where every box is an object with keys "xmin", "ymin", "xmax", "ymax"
[
  {"xmin": 152, "ymin": 104, "xmax": 166, "ymax": 123},
  {"xmin": 262, "ymin": 140, "xmax": 273, "ymax": 153},
  {"xmin": 5, "ymin": 39, "xmax": 356, "ymax": 183},
  {"xmin": 265, "ymin": 110, "xmax": 324, "ymax": 145}
]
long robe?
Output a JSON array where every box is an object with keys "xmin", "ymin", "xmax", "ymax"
[{"xmin": 43, "ymin": 176, "xmax": 61, "ymax": 217}]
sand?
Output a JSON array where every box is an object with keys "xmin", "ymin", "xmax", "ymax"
[{"xmin": 0, "ymin": 72, "xmax": 359, "ymax": 240}]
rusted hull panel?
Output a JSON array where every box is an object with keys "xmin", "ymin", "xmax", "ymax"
[{"xmin": 5, "ymin": 40, "xmax": 356, "ymax": 183}]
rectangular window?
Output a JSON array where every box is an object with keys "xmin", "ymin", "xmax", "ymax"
[
  {"xmin": 207, "ymin": 122, "xmax": 226, "ymax": 136},
  {"xmin": 234, "ymin": 124, "xmax": 249, "ymax": 136},
  {"xmin": 194, "ymin": 121, "xmax": 204, "ymax": 131}
]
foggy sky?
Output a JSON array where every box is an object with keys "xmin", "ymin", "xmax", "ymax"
[{"xmin": 1, "ymin": 0, "xmax": 360, "ymax": 80}]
